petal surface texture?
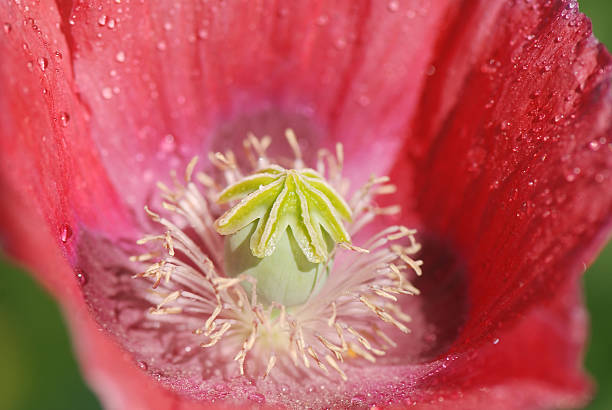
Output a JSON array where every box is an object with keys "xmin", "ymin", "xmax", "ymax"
[{"xmin": 0, "ymin": 0, "xmax": 611, "ymax": 409}]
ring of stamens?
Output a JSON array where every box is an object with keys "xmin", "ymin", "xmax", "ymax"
[{"xmin": 132, "ymin": 130, "xmax": 422, "ymax": 380}]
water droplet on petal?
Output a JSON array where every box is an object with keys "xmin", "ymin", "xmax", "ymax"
[
  {"xmin": 137, "ymin": 361, "xmax": 148, "ymax": 370},
  {"xmin": 75, "ymin": 269, "xmax": 88, "ymax": 285},
  {"xmin": 335, "ymin": 38, "xmax": 347, "ymax": 50},
  {"xmin": 358, "ymin": 95, "xmax": 370, "ymax": 107},
  {"xmin": 247, "ymin": 392, "xmax": 265, "ymax": 404},
  {"xmin": 115, "ymin": 50, "xmax": 126, "ymax": 62},
  {"xmin": 59, "ymin": 112, "xmax": 70, "ymax": 127},
  {"xmin": 98, "ymin": 15, "xmax": 107, "ymax": 26},
  {"xmin": 60, "ymin": 224, "xmax": 73, "ymax": 242},
  {"xmin": 352, "ymin": 394, "xmax": 368, "ymax": 404},
  {"xmin": 3, "ymin": 22, "xmax": 11, "ymax": 34},
  {"xmin": 160, "ymin": 134, "xmax": 176, "ymax": 153},
  {"xmin": 101, "ymin": 87, "xmax": 113, "ymax": 99},
  {"xmin": 387, "ymin": 0, "xmax": 400, "ymax": 12},
  {"xmin": 38, "ymin": 57, "xmax": 48, "ymax": 72}
]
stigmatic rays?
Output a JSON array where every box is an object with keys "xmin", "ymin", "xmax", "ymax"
[{"xmin": 132, "ymin": 130, "xmax": 423, "ymax": 381}]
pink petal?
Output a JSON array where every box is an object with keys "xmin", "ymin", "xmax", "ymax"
[
  {"xmin": 392, "ymin": 0, "xmax": 612, "ymax": 348},
  {"xmin": 1, "ymin": 0, "xmax": 611, "ymax": 408},
  {"xmin": 60, "ymin": 0, "xmax": 463, "ymax": 210},
  {"xmin": 0, "ymin": 0, "xmax": 134, "ymax": 251}
]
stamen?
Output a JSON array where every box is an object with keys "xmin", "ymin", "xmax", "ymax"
[
  {"xmin": 284, "ymin": 128, "xmax": 303, "ymax": 168},
  {"xmin": 132, "ymin": 130, "xmax": 423, "ymax": 380}
]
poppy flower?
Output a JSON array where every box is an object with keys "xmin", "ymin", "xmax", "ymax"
[{"xmin": 1, "ymin": 0, "xmax": 611, "ymax": 408}]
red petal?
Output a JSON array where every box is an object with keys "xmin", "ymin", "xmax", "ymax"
[
  {"xmin": 1, "ymin": 0, "xmax": 611, "ymax": 408},
  {"xmin": 393, "ymin": 0, "xmax": 612, "ymax": 345},
  {"xmin": 0, "ymin": 185, "xmax": 213, "ymax": 409},
  {"xmin": 409, "ymin": 277, "xmax": 590, "ymax": 409},
  {"xmin": 389, "ymin": 0, "xmax": 611, "ymax": 404},
  {"xmin": 57, "ymin": 0, "xmax": 465, "ymax": 208},
  {"xmin": 0, "ymin": 0, "xmax": 134, "ymax": 253}
]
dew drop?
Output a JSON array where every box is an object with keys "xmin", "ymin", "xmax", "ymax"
[
  {"xmin": 387, "ymin": 0, "xmax": 400, "ymax": 12},
  {"xmin": 247, "ymin": 392, "xmax": 265, "ymax": 404},
  {"xmin": 59, "ymin": 112, "xmax": 70, "ymax": 127},
  {"xmin": 352, "ymin": 394, "xmax": 368, "ymax": 404},
  {"xmin": 358, "ymin": 95, "xmax": 370, "ymax": 107},
  {"xmin": 101, "ymin": 87, "xmax": 113, "ymax": 99},
  {"xmin": 60, "ymin": 224, "xmax": 72, "ymax": 243},
  {"xmin": 197, "ymin": 29, "xmax": 208, "ymax": 39},
  {"xmin": 156, "ymin": 40, "xmax": 167, "ymax": 51},
  {"xmin": 107, "ymin": 18, "xmax": 116, "ymax": 29},
  {"xmin": 3, "ymin": 22, "xmax": 11, "ymax": 34},
  {"xmin": 54, "ymin": 50, "xmax": 63, "ymax": 61},
  {"xmin": 163, "ymin": 21, "xmax": 172, "ymax": 31},
  {"xmin": 335, "ymin": 37, "xmax": 347, "ymax": 50},
  {"xmin": 38, "ymin": 57, "xmax": 48, "ymax": 72},
  {"xmin": 137, "ymin": 360, "xmax": 148, "ymax": 370},
  {"xmin": 480, "ymin": 59, "xmax": 500, "ymax": 74},
  {"xmin": 98, "ymin": 15, "xmax": 107, "ymax": 26},
  {"xmin": 75, "ymin": 269, "xmax": 88, "ymax": 285},
  {"xmin": 161, "ymin": 134, "xmax": 176, "ymax": 152},
  {"xmin": 492, "ymin": 338, "xmax": 500, "ymax": 345},
  {"xmin": 115, "ymin": 50, "xmax": 126, "ymax": 62},
  {"xmin": 316, "ymin": 15, "xmax": 329, "ymax": 26}
]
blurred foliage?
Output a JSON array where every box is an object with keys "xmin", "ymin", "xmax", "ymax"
[
  {"xmin": 0, "ymin": 263, "xmax": 101, "ymax": 410},
  {"xmin": 577, "ymin": 2, "xmax": 612, "ymax": 409},
  {"xmin": 0, "ymin": 1, "xmax": 611, "ymax": 409}
]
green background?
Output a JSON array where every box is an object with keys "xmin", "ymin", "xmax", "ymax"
[{"xmin": 0, "ymin": 2, "xmax": 611, "ymax": 409}]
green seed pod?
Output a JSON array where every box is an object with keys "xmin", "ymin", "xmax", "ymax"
[
  {"xmin": 224, "ymin": 222, "xmax": 335, "ymax": 306},
  {"xmin": 214, "ymin": 165, "xmax": 352, "ymax": 307}
]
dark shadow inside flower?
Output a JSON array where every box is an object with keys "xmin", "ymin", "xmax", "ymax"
[{"xmin": 403, "ymin": 233, "xmax": 469, "ymax": 362}]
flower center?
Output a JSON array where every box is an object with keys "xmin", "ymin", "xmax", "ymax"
[
  {"xmin": 215, "ymin": 164, "xmax": 352, "ymax": 306},
  {"xmin": 133, "ymin": 130, "xmax": 423, "ymax": 380}
]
